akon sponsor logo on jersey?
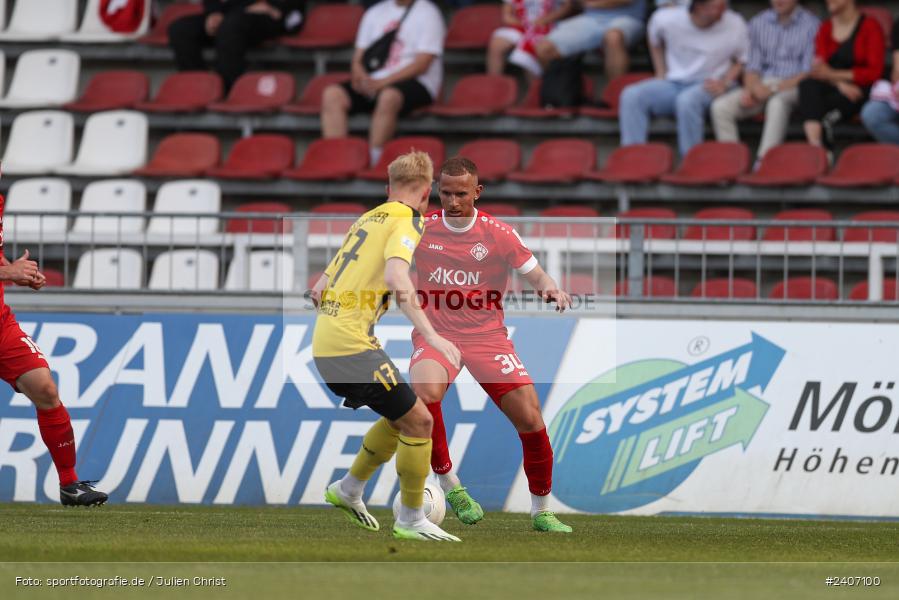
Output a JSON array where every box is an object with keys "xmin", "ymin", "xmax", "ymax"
[{"xmin": 428, "ymin": 267, "xmax": 481, "ymax": 286}]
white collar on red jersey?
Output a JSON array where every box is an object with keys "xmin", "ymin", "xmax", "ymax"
[{"xmin": 441, "ymin": 208, "xmax": 479, "ymax": 233}]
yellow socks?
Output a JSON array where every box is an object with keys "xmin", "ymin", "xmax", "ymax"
[
  {"xmin": 396, "ymin": 435, "xmax": 432, "ymax": 509},
  {"xmin": 349, "ymin": 418, "xmax": 400, "ymax": 482}
]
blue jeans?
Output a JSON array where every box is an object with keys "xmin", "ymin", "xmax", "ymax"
[
  {"xmin": 861, "ymin": 100, "xmax": 899, "ymax": 145},
  {"xmin": 619, "ymin": 79, "xmax": 714, "ymax": 155}
]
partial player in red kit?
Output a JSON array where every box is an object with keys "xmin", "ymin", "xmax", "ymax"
[
  {"xmin": 409, "ymin": 157, "xmax": 572, "ymax": 532},
  {"xmin": 0, "ymin": 194, "xmax": 107, "ymax": 506}
]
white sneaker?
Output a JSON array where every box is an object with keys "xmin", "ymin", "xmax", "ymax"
[
  {"xmin": 392, "ymin": 518, "xmax": 461, "ymax": 542},
  {"xmin": 325, "ymin": 480, "xmax": 379, "ymax": 532}
]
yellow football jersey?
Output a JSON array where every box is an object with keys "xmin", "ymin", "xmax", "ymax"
[{"xmin": 312, "ymin": 200, "xmax": 425, "ymax": 357}]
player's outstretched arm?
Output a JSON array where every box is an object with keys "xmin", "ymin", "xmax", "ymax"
[{"xmin": 523, "ymin": 264, "xmax": 571, "ymax": 313}]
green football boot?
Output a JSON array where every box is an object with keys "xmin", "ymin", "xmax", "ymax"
[
  {"xmin": 446, "ymin": 485, "xmax": 484, "ymax": 525},
  {"xmin": 325, "ymin": 481, "xmax": 379, "ymax": 532},
  {"xmin": 392, "ymin": 519, "xmax": 461, "ymax": 542},
  {"xmin": 533, "ymin": 511, "xmax": 573, "ymax": 533}
]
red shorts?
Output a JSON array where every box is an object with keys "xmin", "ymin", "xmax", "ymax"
[
  {"xmin": 410, "ymin": 330, "xmax": 533, "ymax": 405},
  {"xmin": 0, "ymin": 308, "xmax": 49, "ymax": 389}
]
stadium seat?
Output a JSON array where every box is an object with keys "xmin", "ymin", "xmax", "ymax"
[
  {"xmin": 225, "ymin": 251, "xmax": 295, "ymax": 292},
  {"xmin": 134, "ymin": 133, "xmax": 221, "ymax": 178},
  {"xmin": 147, "ymin": 180, "xmax": 221, "ymax": 236},
  {"xmin": 72, "ymin": 180, "xmax": 146, "ymax": 234},
  {"xmin": 42, "ymin": 268, "xmax": 65, "ymax": 287},
  {"xmin": 843, "ymin": 210, "xmax": 899, "ymax": 243},
  {"xmin": 586, "ymin": 143, "xmax": 674, "ymax": 183},
  {"xmin": 507, "ymin": 139, "xmax": 596, "ymax": 183},
  {"xmin": 357, "ymin": 137, "xmax": 445, "ymax": 181},
  {"xmin": 615, "ymin": 276, "xmax": 678, "ymax": 298},
  {"xmin": 73, "ymin": 248, "xmax": 143, "ymax": 289},
  {"xmin": 139, "ymin": 2, "xmax": 203, "ymax": 46},
  {"xmin": 207, "ymin": 135, "xmax": 295, "ymax": 180},
  {"xmin": 455, "ymin": 140, "xmax": 521, "ymax": 182},
  {"xmin": 562, "ymin": 273, "xmax": 599, "ymax": 295},
  {"xmin": 136, "ymin": 71, "xmax": 223, "ymax": 113},
  {"xmin": 283, "ymin": 137, "xmax": 369, "ymax": 181},
  {"xmin": 661, "ymin": 142, "xmax": 750, "ymax": 186},
  {"xmin": 684, "ymin": 207, "xmax": 756, "ymax": 241},
  {"xmin": 505, "ymin": 76, "xmax": 594, "ymax": 117},
  {"xmin": 860, "ymin": 6, "xmax": 893, "ymax": 39},
  {"xmin": 310, "ymin": 202, "xmax": 366, "ymax": 234},
  {"xmin": 428, "ymin": 75, "xmax": 518, "ymax": 116},
  {"xmin": 475, "ymin": 202, "xmax": 522, "ymax": 217},
  {"xmin": 63, "ymin": 70, "xmax": 149, "ymax": 111},
  {"xmin": 283, "ymin": 72, "xmax": 350, "ymax": 114},
  {"xmin": 56, "ymin": 110, "xmax": 148, "ymax": 176},
  {"xmin": 849, "ymin": 279, "xmax": 899, "ymax": 301},
  {"xmin": 4, "ymin": 178, "xmax": 71, "ymax": 234},
  {"xmin": 149, "ymin": 250, "xmax": 219, "ymax": 291},
  {"xmin": 817, "ymin": 144, "xmax": 899, "ymax": 187},
  {"xmin": 737, "ymin": 143, "xmax": 829, "ymax": 186},
  {"xmin": 61, "ymin": 0, "xmax": 151, "ymax": 43},
  {"xmin": 762, "ymin": 209, "xmax": 835, "ymax": 242},
  {"xmin": 2, "ymin": 111, "xmax": 74, "ymax": 174},
  {"xmin": 531, "ymin": 205, "xmax": 600, "ymax": 238},
  {"xmin": 445, "ymin": 4, "xmax": 503, "ymax": 49},
  {"xmin": 579, "ymin": 72, "xmax": 653, "ymax": 118},
  {"xmin": 769, "ymin": 276, "xmax": 839, "ymax": 301},
  {"xmin": 225, "ymin": 202, "xmax": 292, "ymax": 234},
  {"xmin": 0, "ymin": 49, "xmax": 80, "ymax": 108},
  {"xmin": 208, "ymin": 72, "xmax": 295, "ymax": 113},
  {"xmin": 0, "ymin": 0, "xmax": 77, "ymax": 41},
  {"xmin": 281, "ymin": 4, "xmax": 363, "ymax": 48},
  {"xmin": 615, "ymin": 207, "xmax": 677, "ymax": 240},
  {"xmin": 691, "ymin": 278, "xmax": 758, "ymax": 299}
]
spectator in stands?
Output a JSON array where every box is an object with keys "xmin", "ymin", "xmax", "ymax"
[
  {"xmin": 798, "ymin": 0, "xmax": 885, "ymax": 151},
  {"xmin": 168, "ymin": 1, "xmax": 306, "ymax": 90},
  {"xmin": 534, "ymin": 0, "xmax": 647, "ymax": 79},
  {"xmin": 618, "ymin": 0, "xmax": 748, "ymax": 155},
  {"xmin": 488, "ymin": 1, "xmax": 574, "ymax": 77},
  {"xmin": 321, "ymin": 0, "xmax": 445, "ymax": 167},
  {"xmin": 860, "ymin": 16, "xmax": 899, "ymax": 144},
  {"xmin": 710, "ymin": 0, "xmax": 819, "ymax": 164}
]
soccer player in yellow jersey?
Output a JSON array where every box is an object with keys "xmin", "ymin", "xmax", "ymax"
[{"xmin": 311, "ymin": 151, "xmax": 463, "ymax": 542}]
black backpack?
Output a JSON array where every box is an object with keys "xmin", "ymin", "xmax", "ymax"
[{"xmin": 539, "ymin": 56, "xmax": 583, "ymax": 108}]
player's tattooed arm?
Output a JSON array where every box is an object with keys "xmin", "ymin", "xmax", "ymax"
[{"xmin": 523, "ymin": 265, "xmax": 572, "ymax": 313}]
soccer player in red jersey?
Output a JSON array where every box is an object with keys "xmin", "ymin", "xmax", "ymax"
[
  {"xmin": 0, "ymin": 194, "xmax": 107, "ymax": 506},
  {"xmin": 409, "ymin": 157, "xmax": 572, "ymax": 532}
]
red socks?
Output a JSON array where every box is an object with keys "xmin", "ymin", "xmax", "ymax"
[
  {"xmin": 426, "ymin": 401, "xmax": 453, "ymax": 475},
  {"xmin": 519, "ymin": 428, "xmax": 553, "ymax": 496},
  {"xmin": 36, "ymin": 404, "xmax": 78, "ymax": 486}
]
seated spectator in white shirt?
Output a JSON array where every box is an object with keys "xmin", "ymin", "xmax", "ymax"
[{"xmin": 488, "ymin": 1, "xmax": 574, "ymax": 77}]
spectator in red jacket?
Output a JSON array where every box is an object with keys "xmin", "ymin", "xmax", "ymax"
[{"xmin": 798, "ymin": 0, "xmax": 885, "ymax": 151}]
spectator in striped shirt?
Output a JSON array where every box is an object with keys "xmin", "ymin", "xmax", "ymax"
[{"xmin": 710, "ymin": 0, "xmax": 819, "ymax": 163}]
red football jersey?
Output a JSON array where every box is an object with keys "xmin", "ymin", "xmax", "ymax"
[
  {"xmin": 0, "ymin": 195, "xmax": 6, "ymax": 310},
  {"xmin": 414, "ymin": 209, "xmax": 537, "ymax": 337}
]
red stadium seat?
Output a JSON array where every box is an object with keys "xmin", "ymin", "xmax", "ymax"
[
  {"xmin": 684, "ymin": 207, "xmax": 756, "ymax": 241},
  {"xmin": 562, "ymin": 273, "xmax": 599, "ymax": 295},
  {"xmin": 615, "ymin": 207, "xmax": 677, "ymax": 240},
  {"xmin": 207, "ymin": 135, "xmax": 295, "ymax": 180},
  {"xmin": 586, "ymin": 143, "xmax": 674, "ymax": 183},
  {"xmin": 310, "ymin": 202, "xmax": 366, "ymax": 234},
  {"xmin": 817, "ymin": 144, "xmax": 899, "ymax": 187},
  {"xmin": 136, "ymin": 72, "xmax": 223, "ymax": 113},
  {"xmin": 762, "ymin": 209, "xmax": 835, "ymax": 242},
  {"xmin": 691, "ymin": 277, "xmax": 758, "ymax": 299},
  {"xmin": 615, "ymin": 276, "xmax": 678, "ymax": 298},
  {"xmin": 769, "ymin": 276, "xmax": 839, "ymax": 301},
  {"xmin": 579, "ymin": 72, "xmax": 653, "ymax": 118},
  {"xmin": 661, "ymin": 142, "xmax": 750, "ymax": 186},
  {"xmin": 505, "ymin": 76, "xmax": 594, "ymax": 117},
  {"xmin": 849, "ymin": 278, "xmax": 899, "ymax": 301},
  {"xmin": 455, "ymin": 139, "xmax": 521, "ymax": 182},
  {"xmin": 226, "ymin": 202, "xmax": 292, "ymax": 234},
  {"xmin": 475, "ymin": 202, "xmax": 521, "ymax": 217},
  {"xmin": 134, "ymin": 133, "xmax": 220, "ymax": 178},
  {"xmin": 445, "ymin": 5, "xmax": 504, "ymax": 49},
  {"xmin": 861, "ymin": 6, "xmax": 893, "ymax": 39},
  {"xmin": 208, "ymin": 72, "xmax": 295, "ymax": 113},
  {"xmin": 281, "ymin": 4, "xmax": 364, "ymax": 48},
  {"xmin": 139, "ymin": 3, "xmax": 203, "ymax": 46},
  {"xmin": 283, "ymin": 72, "xmax": 350, "ymax": 115},
  {"xmin": 507, "ymin": 139, "xmax": 596, "ymax": 183},
  {"xmin": 42, "ymin": 268, "xmax": 66, "ymax": 287},
  {"xmin": 283, "ymin": 137, "xmax": 369, "ymax": 181},
  {"xmin": 532, "ymin": 205, "xmax": 600, "ymax": 238},
  {"xmin": 357, "ymin": 136, "xmax": 445, "ymax": 181},
  {"xmin": 738, "ymin": 143, "xmax": 829, "ymax": 186},
  {"xmin": 63, "ymin": 70, "xmax": 149, "ymax": 112},
  {"xmin": 843, "ymin": 210, "xmax": 899, "ymax": 243},
  {"xmin": 428, "ymin": 75, "xmax": 518, "ymax": 116}
]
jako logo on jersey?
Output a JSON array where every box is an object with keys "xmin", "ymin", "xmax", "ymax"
[
  {"xmin": 428, "ymin": 267, "xmax": 481, "ymax": 286},
  {"xmin": 428, "ymin": 243, "xmax": 444, "ymax": 250},
  {"xmin": 470, "ymin": 243, "xmax": 489, "ymax": 262},
  {"xmin": 547, "ymin": 333, "xmax": 785, "ymax": 513}
]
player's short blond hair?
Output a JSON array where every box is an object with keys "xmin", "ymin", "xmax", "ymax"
[{"xmin": 387, "ymin": 150, "xmax": 434, "ymax": 189}]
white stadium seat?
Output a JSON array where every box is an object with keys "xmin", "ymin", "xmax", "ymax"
[
  {"xmin": 149, "ymin": 250, "xmax": 219, "ymax": 291},
  {"xmin": 61, "ymin": 0, "xmax": 151, "ymax": 43},
  {"xmin": 56, "ymin": 110, "xmax": 148, "ymax": 176},
  {"xmin": 0, "ymin": 0, "xmax": 6, "ymax": 31},
  {"xmin": 147, "ymin": 180, "xmax": 220, "ymax": 236},
  {"xmin": 0, "ymin": 0, "xmax": 77, "ymax": 41},
  {"xmin": 225, "ymin": 251, "xmax": 295, "ymax": 292},
  {"xmin": 73, "ymin": 180, "xmax": 147, "ymax": 235},
  {"xmin": 0, "ymin": 50, "xmax": 6, "ymax": 98},
  {"xmin": 73, "ymin": 248, "xmax": 144, "ymax": 289},
  {"xmin": 0, "ymin": 49, "xmax": 80, "ymax": 108},
  {"xmin": 2, "ymin": 111, "xmax": 74, "ymax": 174},
  {"xmin": 4, "ymin": 178, "xmax": 71, "ymax": 235}
]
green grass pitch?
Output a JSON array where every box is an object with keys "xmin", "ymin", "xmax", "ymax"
[{"xmin": 1, "ymin": 504, "xmax": 897, "ymax": 599}]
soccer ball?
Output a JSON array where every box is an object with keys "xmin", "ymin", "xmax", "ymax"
[{"xmin": 392, "ymin": 481, "xmax": 446, "ymax": 525}]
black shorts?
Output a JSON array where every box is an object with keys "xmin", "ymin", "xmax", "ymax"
[
  {"xmin": 314, "ymin": 349, "xmax": 417, "ymax": 421},
  {"xmin": 341, "ymin": 79, "xmax": 433, "ymax": 117}
]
